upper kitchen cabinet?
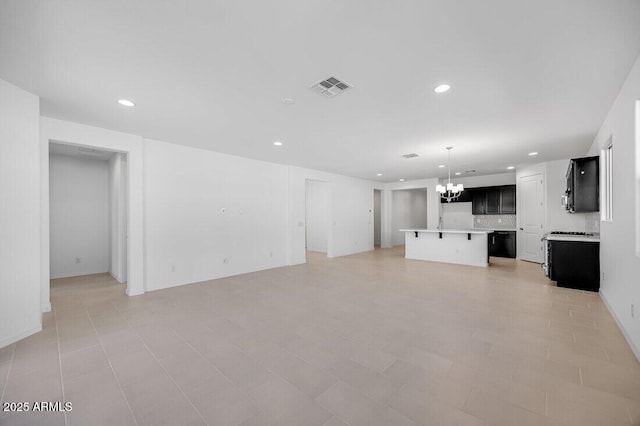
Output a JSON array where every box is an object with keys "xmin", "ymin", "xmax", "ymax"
[
  {"xmin": 566, "ymin": 156, "xmax": 599, "ymax": 213},
  {"xmin": 471, "ymin": 185, "xmax": 516, "ymax": 215},
  {"xmin": 499, "ymin": 185, "xmax": 516, "ymax": 214},
  {"xmin": 472, "ymin": 189, "xmax": 487, "ymax": 214}
]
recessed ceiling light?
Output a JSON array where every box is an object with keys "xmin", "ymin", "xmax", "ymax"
[
  {"xmin": 273, "ymin": 141, "xmax": 283, "ymax": 146},
  {"xmin": 281, "ymin": 98, "xmax": 295, "ymax": 105},
  {"xmin": 438, "ymin": 164, "xmax": 445, "ymax": 168},
  {"xmin": 455, "ymin": 172, "xmax": 462, "ymax": 175},
  {"xmin": 434, "ymin": 84, "xmax": 451, "ymax": 94},
  {"xmin": 399, "ymin": 179, "xmax": 405, "ymax": 182},
  {"xmin": 528, "ymin": 152, "xmax": 538, "ymax": 156},
  {"xmin": 376, "ymin": 173, "xmax": 382, "ymax": 177},
  {"xmin": 507, "ymin": 166, "xmax": 515, "ymax": 170},
  {"xmin": 118, "ymin": 99, "xmax": 135, "ymax": 107}
]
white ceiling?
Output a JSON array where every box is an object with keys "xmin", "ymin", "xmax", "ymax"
[{"xmin": 2, "ymin": 1, "xmax": 639, "ymax": 182}]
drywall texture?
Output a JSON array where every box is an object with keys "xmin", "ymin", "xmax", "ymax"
[
  {"xmin": 438, "ymin": 172, "xmax": 516, "ymax": 189},
  {"xmin": 587, "ymin": 54, "xmax": 640, "ymax": 359},
  {"xmin": 49, "ymin": 154, "xmax": 110, "ymax": 279},
  {"xmin": 391, "ymin": 189, "xmax": 429, "ymax": 246},
  {"xmin": 109, "ymin": 153, "xmax": 127, "ymax": 283},
  {"xmin": 441, "ymin": 202, "xmax": 474, "ymax": 229},
  {"xmin": 305, "ymin": 180, "xmax": 329, "ymax": 253},
  {"xmin": 144, "ymin": 139, "xmax": 290, "ymax": 291},
  {"xmin": 0, "ymin": 78, "xmax": 41, "ymax": 348}
]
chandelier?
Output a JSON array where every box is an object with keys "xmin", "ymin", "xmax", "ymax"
[{"xmin": 436, "ymin": 147, "xmax": 464, "ymax": 202}]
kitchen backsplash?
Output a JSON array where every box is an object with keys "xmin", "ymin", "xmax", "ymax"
[{"xmin": 474, "ymin": 215, "xmax": 517, "ymax": 230}]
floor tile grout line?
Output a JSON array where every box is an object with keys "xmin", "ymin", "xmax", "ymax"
[
  {"xmin": 139, "ymin": 337, "xmax": 210, "ymax": 426},
  {"xmin": 0, "ymin": 344, "xmax": 16, "ymax": 403},
  {"xmin": 86, "ymin": 312, "xmax": 139, "ymax": 426},
  {"xmin": 53, "ymin": 307, "xmax": 69, "ymax": 426}
]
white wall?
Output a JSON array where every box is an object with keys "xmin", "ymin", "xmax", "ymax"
[
  {"xmin": 441, "ymin": 202, "xmax": 474, "ymax": 229},
  {"xmin": 587, "ymin": 54, "xmax": 640, "ymax": 360},
  {"xmin": 144, "ymin": 138, "xmax": 289, "ymax": 291},
  {"xmin": 49, "ymin": 154, "xmax": 110, "ymax": 279},
  {"xmin": 391, "ymin": 189, "xmax": 429, "ymax": 246},
  {"xmin": 439, "ymin": 172, "xmax": 516, "ymax": 188},
  {"xmin": 109, "ymin": 153, "xmax": 127, "ymax": 283},
  {"xmin": 305, "ymin": 180, "xmax": 329, "ymax": 253},
  {"xmin": 0, "ymin": 78, "xmax": 41, "ymax": 348}
]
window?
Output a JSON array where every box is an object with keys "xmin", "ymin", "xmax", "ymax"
[{"xmin": 601, "ymin": 140, "xmax": 613, "ymax": 221}]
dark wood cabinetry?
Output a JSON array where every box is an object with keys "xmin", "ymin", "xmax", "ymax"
[
  {"xmin": 549, "ymin": 240, "xmax": 599, "ymax": 291},
  {"xmin": 471, "ymin": 185, "xmax": 516, "ymax": 215},
  {"xmin": 566, "ymin": 156, "xmax": 599, "ymax": 213},
  {"xmin": 489, "ymin": 231, "xmax": 516, "ymax": 258}
]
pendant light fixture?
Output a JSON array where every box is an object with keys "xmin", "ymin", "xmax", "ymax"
[{"xmin": 436, "ymin": 147, "xmax": 464, "ymax": 202}]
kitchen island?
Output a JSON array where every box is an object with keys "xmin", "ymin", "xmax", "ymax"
[{"xmin": 400, "ymin": 229, "xmax": 491, "ymax": 267}]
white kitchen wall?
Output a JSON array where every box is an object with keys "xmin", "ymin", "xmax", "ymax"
[
  {"xmin": 439, "ymin": 172, "xmax": 516, "ymax": 188},
  {"xmin": 144, "ymin": 138, "xmax": 289, "ymax": 291},
  {"xmin": 441, "ymin": 202, "xmax": 474, "ymax": 229},
  {"xmin": 0, "ymin": 78, "xmax": 41, "ymax": 348},
  {"xmin": 587, "ymin": 54, "xmax": 640, "ymax": 360},
  {"xmin": 391, "ymin": 189, "xmax": 429, "ymax": 246},
  {"xmin": 109, "ymin": 153, "xmax": 127, "ymax": 283},
  {"xmin": 49, "ymin": 154, "xmax": 110, "ymax": 279},
  {"xmin": 305, "ymin": 180, "xmax": 329, "ymax": 253}
]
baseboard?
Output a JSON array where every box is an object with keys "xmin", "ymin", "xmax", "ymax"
[
  {"xmin": 600, "ymin": 289, "xmax": 640, "ymax": 363},
  {"xmin": 109, "ymin": 271, "xmax": 125, "ymax": 284},
  {"xmin": 50, "ymin": 269, "xmax": 109, "ymax": 280},
  {"xmin": 0, "ymin": 324, "xmax": 42, "ymax": 349}
]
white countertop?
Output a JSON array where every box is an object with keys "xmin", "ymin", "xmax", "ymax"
[
  {"xmin": 546, "ymin": 234, "xmax": 600, "ymax": 242},
  {"xmin": 400, "ymin": 228, "xmax": 491, "ymax": 234}
]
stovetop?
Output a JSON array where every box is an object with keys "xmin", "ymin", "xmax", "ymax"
[{"xmin": 549, "ymin": 231, "xmax": 594, "ymax": 236}]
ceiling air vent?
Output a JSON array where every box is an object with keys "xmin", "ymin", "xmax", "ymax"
[
  {"xmin": 310, "ymin": 76, "xmax": 352, "ymax": 98},
  {"xmin": 402, "ymin": 153, "xmax": 419, "ymax": 159}
]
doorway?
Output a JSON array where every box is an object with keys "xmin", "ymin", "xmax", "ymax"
[
  {"xmin": 391, "ymin": 188, "xmax": 428, "ymax": 246},
  {"xmin": 518, "ymin": 173, "xmax": 544, "ymax": 263},
  {"xmin": 373, "ymin": 189, "xmax": 382, "ymax": 247},
  {"xmin": 305, "ymin": 179, "xmax": 329, "ymax": 254},
  {"xmin": 49, "ymin": 142, "xmax": 128, "ymax": 289}
]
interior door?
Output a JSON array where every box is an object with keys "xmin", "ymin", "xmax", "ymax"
[{"xmin": 518, "ymin": 173, "xmax": 544, "ymax": 263}]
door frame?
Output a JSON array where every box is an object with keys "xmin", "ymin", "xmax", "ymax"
[
  {"xmin": 517, "ymin": 171, "xmax": 545, "ymax": 263},
  {"xmin": 40, "ymin": 118, "xmax": 145, "ymax": 313}
]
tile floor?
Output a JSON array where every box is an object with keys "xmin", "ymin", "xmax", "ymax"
[{"xmin": 1, "ymin": 247, "xmax": 639, "ymax": 426}]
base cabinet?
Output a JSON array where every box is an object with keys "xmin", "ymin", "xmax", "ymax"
[
  {"xmin": 489, "ymin": 231, "xmax": 516, "ymax": 258},
  {"xmin": 549, "ymin": 240, "xmax": 600, "ymax": 292}
]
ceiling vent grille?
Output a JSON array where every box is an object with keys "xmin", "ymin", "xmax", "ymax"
[
  {"xmin": 402, "ymin": 153, "xmax": 419, "ymax": 158},
  {"xmin": 310, "ymin": 76, "xmax": 352, "ymax": 98}
]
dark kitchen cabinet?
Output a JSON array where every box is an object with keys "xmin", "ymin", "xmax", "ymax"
[
  {"xmin": 489, "ymin": 231, "xmax": 516, "ymax": 258},
  {"xmin": 471, "ymin": 185, "xmax": 516, "ymax": 215},
  {"xmin": 472, "ymin": 190, "xmax": 486, "ymax": 214},
  {"xmin": 566, "ymin": 156, "xmax": 599, "ymax": 213},
  {"xmin": 499, "ymin": 185, "xmax": 516, "ymax": 214},
  {"xmin": 485, "ymin": 188, "xmax": 501, "ymax": 214},
  {"xmin": 549, "ymin": 240, "xmax": 599, "ymax": 291}
]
